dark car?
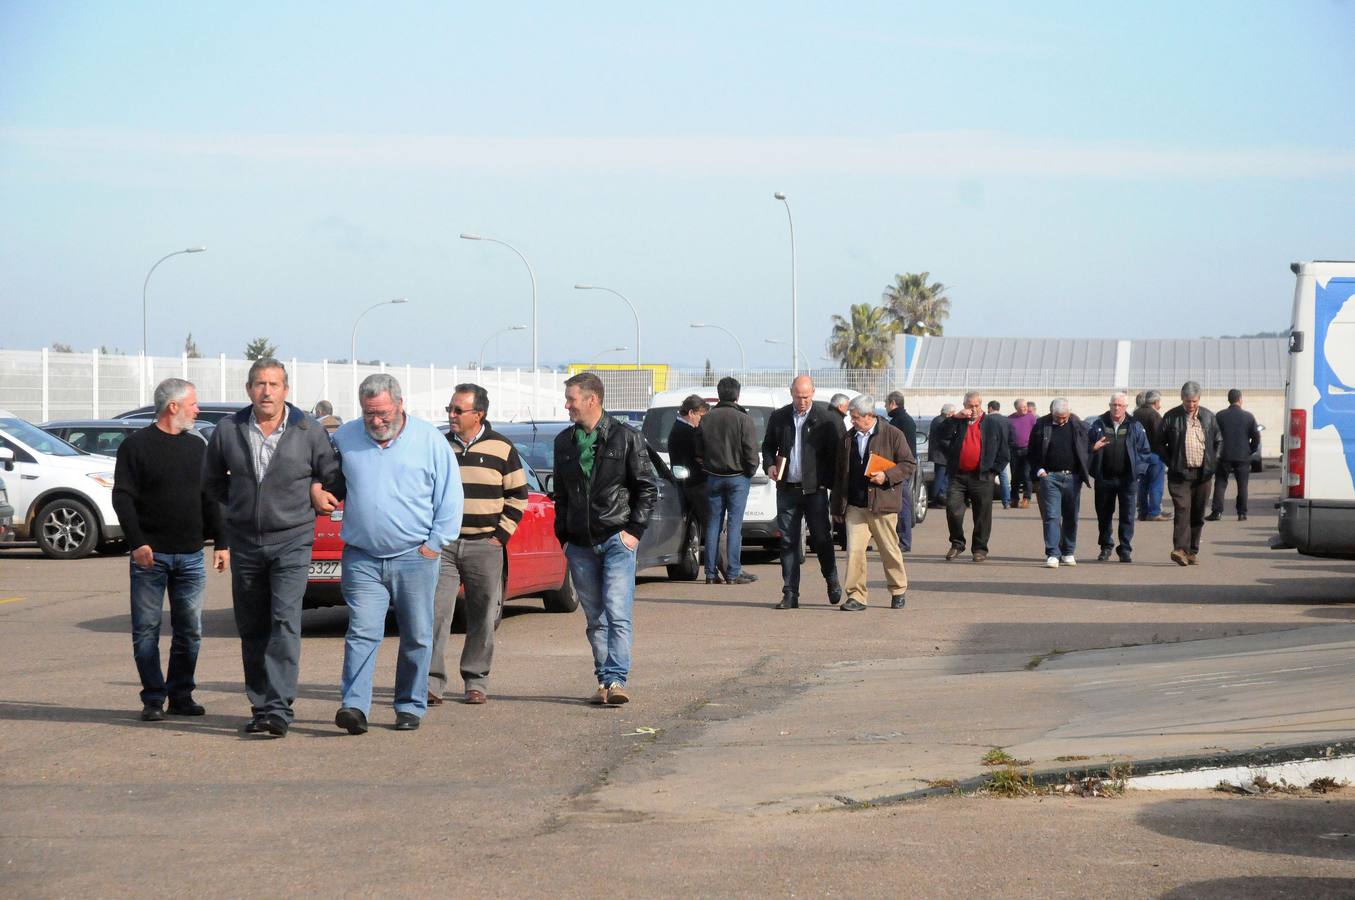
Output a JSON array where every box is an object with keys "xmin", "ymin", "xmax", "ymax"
[
  {"xmin": 114, "ymin": 402, "xmax": 247, "ymax": 426},
  {"xmin": 40, "ymin": 419, "xmax": 211, "ymax": 458}
]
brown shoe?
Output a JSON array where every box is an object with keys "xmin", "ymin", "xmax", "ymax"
[
  {"xmin": 605, "ymin": 682, "xmax": 630, "ymax": 705},
  {"xmin": 945, "ymin": 546, "xmax": 961, "ymax": 561},
  {"xmin": 1150, "ymin": 514, "xmax": 1173, "ymax": 522},
  {"xmin": 1018, "ymin": 499, "xmax": 1030, "ymax": 509},
  {"xmin": 464, "ymin": 689, "xmax": 487, "ymax": 705},
  {"xmin": 427, "ymin": 692, "xmax": 444, "ymax": 706},
  {"xmin": 1170, "ymin": 549, "xmax": 1189, "ymax": 566},
  {"xmin": 972, "ymin": 551, "xmax": 988, "ymax": 562},
  {"xmin": 589, "ymin": 684, "xmax": 609, "ymax": 705},
  {"xmin": 1186, "ymin": 553, "xmax": 1199, "ymax": 566}
]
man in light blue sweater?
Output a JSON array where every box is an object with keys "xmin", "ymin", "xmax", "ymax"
[{"xmin": 317, "ymin": 374, "xmax": 462, "ymax": 734}]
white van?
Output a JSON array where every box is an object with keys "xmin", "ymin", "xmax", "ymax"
[
  {"xmin": 1274, "ymin": 261, "xmax": 1355, "ymax": 558},
  {"xmin": 643, "ymin": 385, "xmax": 858, "ymax": 552}
]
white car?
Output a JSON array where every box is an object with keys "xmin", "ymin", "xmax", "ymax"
[{"xmin": 0, "ymin": 409, "xmax": 122, "ymax": 559}]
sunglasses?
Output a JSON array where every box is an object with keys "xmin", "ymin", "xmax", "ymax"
[{"xmin": 445, "ymin": 405, "xmax": 481, "ymax": 415}]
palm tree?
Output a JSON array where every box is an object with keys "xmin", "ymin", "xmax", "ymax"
[
  {"xmin": 882, "ymin": 272, "xmax": 950, "ymax": 335},
  {"xmin": 827, "ymin": 303, "xmax": 898, "ymax": 375}
]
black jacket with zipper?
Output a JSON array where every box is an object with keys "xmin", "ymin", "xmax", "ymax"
[
  {"xmin": 760, "ymin": 401, "xmax": 842, "ymax": 494},
  {"xmin": 1159, "ymin": 405, "xmax": 1223, "ymax": 480},
  {"xmin": 552, "ymin": 414, "xmax": 658, "ymax": 546}
]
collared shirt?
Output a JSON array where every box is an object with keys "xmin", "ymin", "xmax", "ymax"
[
  {"xmin": 247, "ymin": 412, "xmax": 287, "ymax": 483},
  {"xmin": 1185, "ymin": 412, "xmax": 1205, "ymax": 467},
  {"xmin": 452, "ymin": 423, "xmax": 486, "ymax": 451},
  {"xmin": 787, "ymin": 407, "xmax": 810, "ymax": 482},
  {"xmin": 854, "ymin": 425, "xmax": 872, "ymax": 461}
]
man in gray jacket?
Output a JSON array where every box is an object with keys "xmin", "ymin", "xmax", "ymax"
[
  {"xmin": 694, "ymin": 376, "xmax": 760, "ymax": 585},
  {"xmin": 203, "ymin": 358, "xmax": 341, "ymax": 737}
]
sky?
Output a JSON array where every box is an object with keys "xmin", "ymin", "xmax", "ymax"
[{"xmin": 1, "ymin": 1, "xmax": 1353, "ymax": 371}]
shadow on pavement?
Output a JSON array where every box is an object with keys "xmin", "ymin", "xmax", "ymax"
[
  {"xmin": 923, "ymin": 577, "xmax": 1355, "ymax": 606},
  {"xmin": 1137, "ymin": 797, "xmax": 1355, "ymax": 861},
  {"xmin": 1160, "ymin": 877, "xmax": 1355, "ymax": 899},
  {"xmin": 0, "ymin": 699, "xmax": 289, "ymax": 738}
]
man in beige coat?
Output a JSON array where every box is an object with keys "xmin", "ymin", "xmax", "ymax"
[{"xmin": 832, "ymin": 394, "xmax": 917, "ymax": 611}]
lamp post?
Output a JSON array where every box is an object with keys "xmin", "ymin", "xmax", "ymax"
[
  {"xmin": 350, "ymin": 298, "xmax": 408, "ymax": 403},
  {"xmin": 574, "ymin": 284, "xmax": 641, "ymax": 369},
  {"xmin": 461, "ymin": 233, "xmax": 539, "ymax": 370},
  {"xmin": 764, "ymin": 338, "xmax": 810, "ymax": 372},
  {"xmin": 690, "ymin": 322, "xmax": 746, "ymax": 371},
  {"xmin": 142, "ymin": 246, "xmax": 206, "ymax": 394},
  {"xmin": 772, "ymin": 192, "xmax": 798, "ymax": 377},
  {"xmin": 479, "ymin": 324, "xmax": 527, "ymax": 371},
  {"xmin": 588, "ymin": 346, "xmax": 628, "ymax": 365}
]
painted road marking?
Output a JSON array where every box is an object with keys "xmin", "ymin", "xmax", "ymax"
[{"xmin": 0, "ymin": 597, "xmax": 24, "ymax": 604}]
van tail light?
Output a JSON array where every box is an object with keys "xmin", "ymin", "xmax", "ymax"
[{"xmin": 1286, "ymin": 409, "xmax": 1305, "ymax": 499}]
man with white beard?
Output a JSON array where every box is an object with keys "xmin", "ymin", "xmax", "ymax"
[{"xmin": 316, "ymin": 374, "xmax": 462, "ymax": 734}]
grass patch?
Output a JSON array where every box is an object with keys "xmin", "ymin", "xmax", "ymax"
[
  {"xmin": 1309, "ymin": 777, "xmax": 1347, "ymax": 794},
  {"xmin": 1025, "ymin": 648, "xmax": 1069, "ymax": 671},
  {"xmin": 982, "ymin": 747, "xmax": 1032, "ymax": 767},
  {"xmin": 981, "ymin": 767, "xmax": 1036, "ymax": 797},
  {"xmin": 1055, "ymin": 755, "xmax": 1092, "ymax": 762}
]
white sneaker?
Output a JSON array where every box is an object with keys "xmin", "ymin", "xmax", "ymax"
[
  {"xmin": 1045, "ymin": 556, "xmax": 1060, "ymax": 568},
  {"xmin": 1061, "ymin": 555, "xmax": 1077, "ymax": 566}
]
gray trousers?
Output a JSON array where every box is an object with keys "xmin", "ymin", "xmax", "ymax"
[
  {"xmin": 229, "ymin": 533, "xmax": 312, "ymax": 722},
  {"xmin": 429, "ymin": 538, "xmax": 504, "ymax": 696}
]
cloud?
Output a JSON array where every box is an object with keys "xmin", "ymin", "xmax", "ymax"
[{"xmin": 4, "ymin": 126, "xmax": 1355, "ymax": 180}]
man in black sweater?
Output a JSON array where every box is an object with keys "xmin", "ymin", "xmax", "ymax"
[
  {"xmin": 1208, "ymin": 389, "xmax": 1262, "ymax": 521},
  {"xmin": 112, "ymin": 379, "xmax": 228, "ymax": 722}
]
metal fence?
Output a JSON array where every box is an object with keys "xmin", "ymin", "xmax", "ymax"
[
  {"xmin": 906, "ymin": 367, "xmax": 1283, "ymax": 390},
  {"xmin": 0, "ymin": 349, "xmax": 568, "ymax": 424}
]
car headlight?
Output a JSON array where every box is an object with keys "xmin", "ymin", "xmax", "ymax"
[{"xmin": 87, "ymin": 472, "xmax": 115, "ymax": 489}]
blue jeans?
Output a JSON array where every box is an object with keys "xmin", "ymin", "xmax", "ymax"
[
  {"xmin": 129, "ymin": 551, "xmax": 206, "ymax": 706},
  {"xmin": 894, "ymin": 477, "xmax": 913, "ymax": 552},
  {"xmin": 566, "ymin": 532, "xmax": 637, "ymax": 686},
  {"xmin": 1138, "ymin": 453, "xmax": 1165, "ymax": 518},
  {"xmin": 705, "ymin": 474, "xmax": 751, "ymax": 578},
  {"xmin": 998, "ymin": 465, "xmax": 1011, "ymax": 505},
  {"xmin": 931, "ymin": 464, "xmax": 949, "ymax": 505},
  {"xmin": 340, "ymin": 545, "xmax": 440, "ymax": 717},
  {"xmin": 1095, "ymin": 476, "xmax": 1138, "ymax": 556},
  {"xmin": 1039, "ymin": 472, "xmax": 1081, "ymax": 558},
  {"xmin": 230, "ymin": 535, "xmax": 312, "ymax": 722}
]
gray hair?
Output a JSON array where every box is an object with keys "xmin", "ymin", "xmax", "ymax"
[
  {"xmin": 963, "ymin": 390, "xmax": 982, "ymax": 405},
  {"xmin": 246, "ymin": 357, "xmax": 288, "ymax": 387},
  {"xmin": 1013, "ymin": 397, "xmax": 1026, "ymax": 409},
  {"xmin": 1110, "ymin": 391, "xmax": 1129, "ymax": 405},
  {"xmin": 1134, "ymin": 391, "xmax": 1146, "ymax": 407},
  {"xmin": 829, "ymin": 393, "xmax": 849, "ymax": 409},
  {"xmin": 359, "ymin": 373, "xmax": 403, "ymax": 405},
  {"xmin": 313, "ymin": 400, "xmax": 333, "ymax": 417},
  {"xmin": 153, "ymin": 378, "xmax": 193, "ymax": 416},
  {"xmin": 848, "ymin": 394, "xmax": 876, "ymax": 415},
  {"xmin": 1180, "ymin": 381, "xmax": 1201, "ymax": 400},
  {"xmin": 1050, "ymin": 398, "xmax": 1070, "ymax": 415},
  {"xmin": 940, "ymin": 403, "xmax": 956, "ymax": 416},
  {"xmin": 1144, "ymin": 389, "xmax": 1161, "ymax": 405}
]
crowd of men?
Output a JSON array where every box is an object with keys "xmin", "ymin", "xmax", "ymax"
[{"xmin": 112, "ymin": 363, "xmax": 1259, "ymax": 733}]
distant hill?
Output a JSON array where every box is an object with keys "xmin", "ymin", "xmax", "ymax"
[{"xmin": 1204, "ymin": 329, "xmax": 1288, "ymax": 339}]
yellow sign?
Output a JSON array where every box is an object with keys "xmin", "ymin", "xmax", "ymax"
[{"xmin": 566, "ymin": 363, "xmax": 671, "ymax": 393}]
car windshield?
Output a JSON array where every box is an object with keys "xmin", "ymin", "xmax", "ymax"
[
  {"xmin": 642, "ymin": 406, "xmax": 772, "ymax": 453},
  {"xmin": 513, "ymin": 439, "xmax": 555, "ymax": 472},
  {"xmin": 0, "ymin": 418, "xmax": 85, "ymax": 456}
]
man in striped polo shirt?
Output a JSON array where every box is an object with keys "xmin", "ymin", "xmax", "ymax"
[{"xmin": 429, "ymin": 383, "xmax": 529, "ymax": 705}]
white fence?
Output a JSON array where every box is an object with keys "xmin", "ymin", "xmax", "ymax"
[{"xmin": 0, "ymin": 350, "xmax": 568, "ymax": 424}]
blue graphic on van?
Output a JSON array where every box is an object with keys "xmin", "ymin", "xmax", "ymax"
[{"xmin": 1313, "ymin": 278, "xmax": 1355, "ymax": 486}]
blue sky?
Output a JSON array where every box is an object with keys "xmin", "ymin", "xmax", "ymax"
[{"xmin": 2, "ymin": 1, "xmax": 1353, "ymax": 370}]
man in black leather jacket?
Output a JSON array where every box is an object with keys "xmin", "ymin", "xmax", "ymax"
[
  {"xmin": 552, "ymin": 372, "xmax": 657, "ymax": 706},
  {"xmin": 1159, "ymin": 380, "xmax": 1223, "ymax": 566}
]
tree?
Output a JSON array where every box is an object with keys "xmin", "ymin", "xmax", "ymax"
[
  {"xmin": 703, "ymin": 357, "xmax": 715, "ymax": 383},
  {"xmin": 50, "ymin": 341, "xmax": 75, "ymax": 353},
  {"xmin": 882, "ymin": 272, "xmax": 950, "ymax": 336},
  {"xmin": 184, "ymin": 332, "xmax": 202, "ymax": 358},
  {"xmin": 827, "ymin": 303, "xmax": 898, "ymax": 372},
  {"xmin": 244, "ymin": 337, "xmax": 278, "ymax": 360}
]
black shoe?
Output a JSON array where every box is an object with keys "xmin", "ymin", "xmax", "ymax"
[
  {"xmin": 775, "ymin": 592, "xmax": 798, "ymax": 610},
  {"xmin": 1205, "ymin": 512, "xmax": 1222, "ymax": 522},
  {"xmin": 945, "ymin": 546, "xmax": 961, "ymax": 561},
  {"xmin": 140, "ymin": 703, "xmax": 166, "ymax": 722},
  {"xmin": 260, "ymin": 713, "xmax": 289, "ymax": 738},
  {"xmin": 1097, "ymin": 547, "xmax": 1113, "ymax": 562},
  {"xmin": 841, "ymin": 599, "xmax": 867, "ymax": 611},
  {"xmin": 244, "ymin": 716, "xmax": 269, "ymax": 734},
  {"xmin": 890, "ymin": 594, "xmax": 906, "ymax": 609},
  {"xmin": 826, "ymin": 579, "xmax": 843, "ymax": 605},
  {"xmin": 705, "ymin": 572, "xmax": 725, "ymax": 585},
  {"xmin": 728, "ymin": 573, "xmax": 758, "ymax": 585},
  {"xmin": 1238, "ymin": 513, "xmax": 1247, "ymax": 521},
  {"xmin": 395, "ymin": 712, "xmax": 421, "ymax": 731},
  {"xmin": 1118, "ymin": 552, "xmax": 1132, "ymax": 563},
  {"xmin": 335, "ymin": 707, "xmax": 369, "ymax": 735},
  {"xmin": 167, "ymin": 697, "xmax": 205, "ymax": 716}
]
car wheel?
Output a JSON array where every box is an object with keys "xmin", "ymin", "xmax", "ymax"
[
  {"xmin": 36, "ymin": 497, "xmax": 100, "ymax": 560},
  {"xmin": 666, "ymin": 521, "xmax": 702, "ymax": 581},
  {"xmin": 913, "ymin": 478, "xmax": 929, "ymax": 525},
  {"xmin": 542, "ymin": 570, "xmax": 580, "ymax": 613}
]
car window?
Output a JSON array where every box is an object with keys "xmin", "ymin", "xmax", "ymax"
[
  {"xmin": 64, "ymin": 428, "xmax": 131, "ymax": 455},
  {"xmin": 642, "ymin": 406, "xmax": 772, "ymax": 453},
  {"xmin": 522, "ymin": 460, "xmax": 542, "ymax": 493},
  {"xmin": 0, "ymin": 418, "xmax": 85, "ymax": 456},
  {"xmin": 514, "ymin": 438, "xmax": 555, "ymax": 472}
]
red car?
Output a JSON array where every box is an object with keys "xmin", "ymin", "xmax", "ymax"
[{"xmin": 304, "ymin": 463, "xmax": 578, "ymax": 629}]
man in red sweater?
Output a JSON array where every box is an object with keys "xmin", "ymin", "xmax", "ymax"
[{"xmin": 937, "ymin": 391, "xmax": 1010, "ymax": 562}]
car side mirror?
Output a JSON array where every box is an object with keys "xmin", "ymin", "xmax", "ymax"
[
  {"xmin": 541, "ymin": 472, "xmax": 554, "ymax": 494},
  {"xmin": 671, "ymin": 464, "xmax": 690, "ymax": 482},
  {"xmin": 0, "ymin": 447, "xmax": 12, "ymax": 471}
]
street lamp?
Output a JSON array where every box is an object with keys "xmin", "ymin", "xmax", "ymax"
[
  {"xmin": 773, "ymin": 192, "xmax": 798, "ymax": 376},
  {"xmin": 764, "ymin": 338, "xmax": 810, "ymax": 372},
  {"xmin": 479, "ymin": 324, "xmax": 528, "ymax": 371},
  {"xmin": 588, "ymin": 346, "xmax": 628, "ymax": 364},
  {"xmin": 351, "ymin": 298, "xmax": 408, "ymax": 401},
  {"xmin": 142, "ymin": 246, "xmax": 206, "ymax": 360},
  {"xmin": 461, "ymin": 233, "xmax": 539, "ymax": 370},
  {"xmin": 690, "ymin": 322, "xmax": 746, "ymax": 371},
  {"xmin": 574, "ymin": 284, "xmax": 641, "ymax": 369}
]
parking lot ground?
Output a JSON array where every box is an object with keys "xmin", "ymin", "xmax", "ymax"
[{"xmin": 2, "ymin": 473, "xmax": 1354, "ymax": 896}]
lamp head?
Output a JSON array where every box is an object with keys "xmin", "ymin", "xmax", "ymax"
[
  {"xmin": 459, "ymin": 233, "xmax": 482, "ymax": 241},
  {"xmin": 573, "ymin": 284, "xmax": 593, "ymax": 290},
  {"xmin": 690, "ymin": 322, "xmax": 705, "ymax": 328},
  {"xmin": 773, "ymin": 192, "xmax": 787, "ymax": 200},
  {"xmin": 509, "ymin": 324, "xmax": 527, "ymax": 331},
  {"xmin": 391, "ymin": 298, "xmax": 408, "ymax": 305},
  {"xmin": 187, "ymin": 246, "xmax": 207, "ymax": 252}
]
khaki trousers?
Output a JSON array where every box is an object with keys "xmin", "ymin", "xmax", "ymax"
[{"xmin": 844, "ymin": 505, "xmax": 908, "ymax": 605}]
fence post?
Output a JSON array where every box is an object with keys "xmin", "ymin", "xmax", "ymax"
[
  {"xmin": 182, "ymin": 352, "xmax": 188, "ymax": 379},
  {"xmin": 138, "ymin": 352, "xmax": 146, "ymax": 407},
  {"xmin": 91, "ymin": 348, "xmax": 100, "ymax": 417},
  {"xmin": 405, "ymin": 364, "xmax": 412, "ymax": 409},
  {"xmin": 429, "ymin": 363, "xmax": 436, "ymax": 421},
  {"xmin": 322, "ymin": 359, "xmax": 329, "ymax": 404},
  {"xmin": 41, "ymin": 347, "xmax": 50, "ymax": 422},
  {"xmin": 219, "ymin": 354, "xmax": 226, "ymax": 402}
]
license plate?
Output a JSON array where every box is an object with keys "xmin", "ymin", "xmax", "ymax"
[{"xmin": 308, "ymin": 561, "xmax": 341, "ymax": 580}]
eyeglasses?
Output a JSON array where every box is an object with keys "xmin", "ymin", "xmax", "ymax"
[{"xmin": 445, "ymin": 405, "xmax": 480, "ymax": 415}]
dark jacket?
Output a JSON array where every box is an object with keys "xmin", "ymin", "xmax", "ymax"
[
  {"xmin": 832, "ymin": 419, "xmax": 917, "ymax": 517},
  {"xmin": 927, "ymin": 414, "xmax": 949, "ymax": 467},
  {"xmin": 1087, "ymin": 413, "xmax": 1151, "ymax": 482},
  {"xmin": 760, "ymin": 401, "xmax": 840, "ymax": 494},
  {"xmin": 202, "ymin": 402, "xmax": 341, "ymax": 547},
  {"xmin": 1028, "ymin": 414, "xmax": 1091, "ymax": 487},
  {"xmin": 667, "ymin": 418, "xmax": 705, "ymax": 485},
  {"xmin": 1133, "ymin": 405, "xmax": 1163, "ymax": 454},
  {"xmin": 696, "ymin": 400, "xmax": 759, "ymax": 477},
  {"xmin": 887, "ymin": 408, "xmax": 918, "ymax": 458},
  {"xmin": 1215, "ymin": 405, "xmax": 1261, "ymax": 463},
  {"xmin": 936, "ymin": 412, "xmax": 1010, "ymax": 477},
  {"xmin": 552, "ymin": 413, "xmax": 658, "ymax": 545},
  {"xmin": 1159, "ymin": 405, "xmax": 1223, "ymax": 480}
]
